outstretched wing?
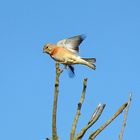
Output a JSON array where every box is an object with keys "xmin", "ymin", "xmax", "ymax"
[{"xmin": 57, "ymin": 34, "xmax": 86, "ymax": 54}]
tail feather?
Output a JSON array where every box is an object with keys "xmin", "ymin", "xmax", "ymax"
[
  {"xmin": 82, "ymin": 58, "xmax": 96, "ymax": 63},
  {"xmin": 82, "ymin": 58, "xmax": 96, "ymax": 70}
]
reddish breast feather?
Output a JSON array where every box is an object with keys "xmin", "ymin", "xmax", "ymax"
[{"xmin": 50, "ymin": 47, "xmax": 60, "ymax": 56}]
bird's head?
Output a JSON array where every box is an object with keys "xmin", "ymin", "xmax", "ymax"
[{"xmin": 43, "ymin": 43, "xmax": 53, "ymax": 54}]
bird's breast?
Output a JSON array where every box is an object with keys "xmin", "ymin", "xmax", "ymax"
[{"xmin": 50, "ymin": 47, "xmax": 60, "ymax": 56}]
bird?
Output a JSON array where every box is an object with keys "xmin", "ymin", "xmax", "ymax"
[{"xmin": 43, "ymin": 34, "xmax": 96, "ymax": 76}]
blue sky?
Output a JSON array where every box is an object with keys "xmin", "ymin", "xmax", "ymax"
[{"xmin": 0, "ymin": 0, "xmax": 139, "ymax": 140}]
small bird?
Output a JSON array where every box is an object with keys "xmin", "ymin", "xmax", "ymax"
[{"xmin": 43, "ymin": 35, "xmax": 96, "ymax": 76}]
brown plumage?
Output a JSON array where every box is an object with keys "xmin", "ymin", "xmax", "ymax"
[{"xmin": 43, "ymin": 35, "xmax": 96, "ymax": 75}]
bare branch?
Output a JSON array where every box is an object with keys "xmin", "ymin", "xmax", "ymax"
[
  {"xmin": 75, "ymin": 104, "xmax": 106, "ymax": 140},
  {"xmin": 119, "ymin": 93, "xmax": 132, "ymax": 140},
  {"xmin": 52, "ymin": 63, "xmax": 63, "ymax": 140},
  {"xmin": 70, "ymin": 78, "xmax": 88, "ymax": 140},
  {"xmin": 88, "ymin": 103, "xmax": 102, "ymax": 125},
  {"xmin": 88, "ymin": 102, "xmax": 128, "ymax": 140}
]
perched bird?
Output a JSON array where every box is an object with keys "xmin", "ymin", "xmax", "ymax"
[{"xmin": 43, "ymin": 35, "xmax": 96, "ymax": 76}]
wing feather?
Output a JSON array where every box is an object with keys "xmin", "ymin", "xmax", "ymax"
[{"xmin": 57, "ymin": 34, "xmax": 86, "ymax": 53}]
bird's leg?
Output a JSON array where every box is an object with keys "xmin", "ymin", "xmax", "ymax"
[
  {"xmin": 55, "ymin": 62, "xmax": 64, "ymax": 73},
  {"xmin": 56, "ymin": 63, "xmax": 68, "ymax": 73}
]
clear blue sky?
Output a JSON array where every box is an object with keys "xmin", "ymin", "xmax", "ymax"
[{"xmin": 0, "ymin": 0, "xmax": 139, "ymax": 140}]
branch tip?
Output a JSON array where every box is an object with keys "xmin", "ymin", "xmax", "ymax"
[
  {"xmin": 70, "ymin": 77, "xmax": 88, "ymax": 140},
  {"xmin": 119, "ymin": 93, "xmax": 132, "ymax": 140}
]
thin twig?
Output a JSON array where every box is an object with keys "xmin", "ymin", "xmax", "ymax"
[
  {"xmin": 88, "ymin": 102, "xmax": 128, "ymax": 140},
  {"xmin": 88, "ymin": 103, "xmax": 102, "ymax": 125},
  {"xmin": 70, "ymin": 78, "xmax": 88, "ymax": 140},
  {"xmin": 119, "ymin": 93, "xmax": 132, "ymax": 140},
  {"xmin": 52, "ymin": 63, "xmax": 63, "ymax": 140},
  {"xmin": 75, "ymin": 104, "xmax": 106, "ymax": 140}
]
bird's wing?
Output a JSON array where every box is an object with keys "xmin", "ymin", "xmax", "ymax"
[{"xmin": 57, "ymin": 34, "xmax": 86, "ymax": 54}]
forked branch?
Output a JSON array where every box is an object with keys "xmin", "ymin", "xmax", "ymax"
[
  {"xmin": 88, "ymin": 102, "xmax": 128, "ymax": 140},
  {"xmin": 48, "ymin": 63, "xmax": 131, "ymax": 140},
  {"xmin": 75, "ymin": 104, "xmax": 106, "ymax": 140}
]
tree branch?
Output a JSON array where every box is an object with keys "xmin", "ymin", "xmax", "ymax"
[
  {"xmin": 87, "ymin": 103, "xmax": 102, "ymax": 125},
  {"xmin": 88, "ymin": 102, "xmax": 128, "ymax": 140},
  {"xmin": 52, "ymin": 63, "xmax": 63, "ymax": 140},
  {"xmin": 75, "ymin": 104, "xmax": 106, "ymax": 140},
  {"xmin": 70, "ymin": 78, "xmax": 88, "ymax": 140},
  {"xmin": 119, "ymin": 93, "xmax": 132, "ymax": 140}
]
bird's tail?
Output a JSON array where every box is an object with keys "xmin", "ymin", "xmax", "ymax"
[{"xmin": 82, "ymin": 58, "xmax": 96, "ymax": 70}]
